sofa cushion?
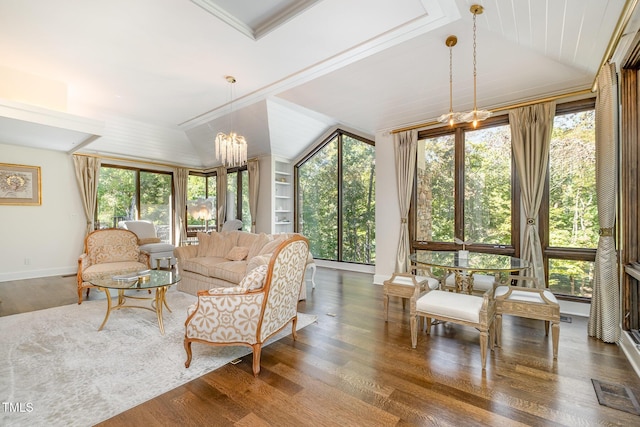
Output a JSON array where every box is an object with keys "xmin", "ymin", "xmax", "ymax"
[
  {"xmin": 181, "ymin": 256, "xmax": 228, "ymax": 277},
  {"xmin": 247, "ymin": 254, "xmax": 271, "ymax": 272},
  {"xmin": 197, "ymin": 231, "xmax": 237, "ymax": 258},
  {"xmin": 226, "ymin": 246, "xmax": 249, "ymax": 261},
  {"xmin": 239, "ymin": 264, "xmax": 268, "ymax": 290},
  {"xmin": 247, "ymin": 232, "xmax": 270, "ymax": 259},
  {"xmin": 235, "ymin": 231, "xmax": 261, "ymax": 250},
  {"xmin": 259, "ymin": 236, "xmax": 287, "ymax": 256},
  {"xmin": 207, "ymin": 261, "xmax": 248, "ymax": 284}
]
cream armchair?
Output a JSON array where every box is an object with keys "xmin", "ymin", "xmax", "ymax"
[
  {"xmin": 119, "ymin": 220, "xmax": 176, "ymax": 269},
  {"xmin": 77, "ymin": 229, "xmax": 150, "ymax": 304},
  {"xmin": 184, "ymin": 235, "xmax": 309, "ymax": 376}
]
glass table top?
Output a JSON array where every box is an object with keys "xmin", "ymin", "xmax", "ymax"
[
  {"xmin": 90, "ymin": 270, "xmax": 181, "ymax": 290},
  {"xmin": 410, "ymin": 250, "xmax": 529, "ymax": 272}
]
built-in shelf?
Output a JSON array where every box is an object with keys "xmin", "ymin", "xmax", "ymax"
[{"xmin": 273, "ymin": 158, "xmax": 294, "ymax": 233}]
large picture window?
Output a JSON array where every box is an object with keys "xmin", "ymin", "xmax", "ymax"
[
  {"xmin": 414, "ymin": 116, "xmax": 518, "ymax": 253},
  {"xmin": 96, "ymin": 165, "xmax": 173, "ymax": 242},
  {"xmin": 296, "ymin": 130, "xmax": 375, "ymax": 264}
]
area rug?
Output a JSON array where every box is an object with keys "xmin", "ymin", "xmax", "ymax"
[{"xmin": 0, "ymin": 289, "xmax": 316, "ymax": 427}]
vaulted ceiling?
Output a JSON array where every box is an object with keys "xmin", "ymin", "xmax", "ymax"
[{"xmin": 0, "ymin": 0, "xmax": 636, "ymax": 168}]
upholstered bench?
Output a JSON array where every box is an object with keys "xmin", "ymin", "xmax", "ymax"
[
  {"xmin": 411, "ymin": 289, "xmax": 495, "ymax": 369},
  {"xmin": 494, "ymin": 277, "xmax": 560, "ymax": 359},
  {"xmin": 383, "ymin": 273, "xmax": 439, "ymax": 322}
]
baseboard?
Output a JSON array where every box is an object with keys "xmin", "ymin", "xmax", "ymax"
[
  {"xmin": 0, "ymin": 266, "xmax": 76, "ymax": 282},
  {"xmin": 620, "ymin": 331, "xmax": 640, "ymax": 379},
  {"xmin": 314, "ymin": 260, "xmax": 375, "ymax": 274}
]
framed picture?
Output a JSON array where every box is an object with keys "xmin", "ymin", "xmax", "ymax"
[{"xmin": 0, "ymin": 163, "xmax": 41, "ymax": 206}]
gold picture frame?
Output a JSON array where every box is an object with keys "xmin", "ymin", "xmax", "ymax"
[{"xmin": 0, "ymin": 163, "xmax": 41, "ymax": 206}]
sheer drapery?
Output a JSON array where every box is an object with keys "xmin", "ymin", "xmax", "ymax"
[
  {"xmin": 215, "ymin": 166, "xmax": 227, "ymax": 231},
  {"xmin": 247, "ymin": 159, "xmax": 259, "ymax": 233},
  {"xmin": 394, "ymin": 130, "xmax": 417, "ymax": 273},
  {"xmin": 509, "ymin": 101, "xmax": 556, "ymax": 288},
  {"xmin": 173, "ymin": 167, "xmax": 188, "ymax": 244},
  {"xmin": 589, "ymin": 63, "xmax": 620, "ymax": 343},
  {"xmin": 72, "ymin": 154, "xmax": 101, "ymax": 235}
]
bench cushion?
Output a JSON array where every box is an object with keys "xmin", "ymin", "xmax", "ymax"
[
  {"xmin": 387, "ymin": 275, "xmax": 439, "ymax": 290},
  {"xmin": 416, "ymin": 290, "xmax": 483, "ymax": 323}
]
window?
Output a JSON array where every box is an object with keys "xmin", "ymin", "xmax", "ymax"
[
  {"xmin": 96, "ymin": 166, "xmax": 173, "ymax": 242},
  {"xmin": 226, "ymin": 168, "xmax": 250, "ymax": 231},
  {"xmin": 186, "ymin": 174, "xmax": 216, "ymax": 234},
  {"xmin": 414, "ymin": 99, "xmax": 597, "ymax": 300},
  {"xmin": 542, "ymin": 99, "xmax": 597, "ymax": 298},
  {"xmin": 296, "ymin": 130, "xmax": 375, "ymax": 264},
  {"xmin": 414, "ymin": 116, "xmax": 518, "ymax": 253}
]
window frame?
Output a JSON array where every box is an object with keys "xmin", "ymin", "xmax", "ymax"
[
  {"xmin": 295, "ymin": 128, "xmax": 375, "ymax": 264},
  {"xmin": 412, "ymin": 114, "xmax": 521, "ymax": 256}
]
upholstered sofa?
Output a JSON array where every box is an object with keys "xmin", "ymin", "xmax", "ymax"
[{"xmin": 174, "ymin": 231, "xmax": 315, "ymax": 300}]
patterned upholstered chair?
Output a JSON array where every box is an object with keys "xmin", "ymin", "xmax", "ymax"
[
  {"xmin": 77, "ymin": 229, "xmax": 151, "ymax": 304},
  {"xmin": 184, "ymin": 235, "xmax": 309, "ymax": 376}
]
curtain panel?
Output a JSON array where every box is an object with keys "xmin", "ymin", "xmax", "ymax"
[
  {"xmin": 215, "ymin": 166, "xmax": 227, "ymax": 231},
  {"xmin": 173, "ymin": 167, "xmax": 188, "ymax": 245},
  {"xmin": 72, "ymin": 154, "xmax": 101, "ymax": 235},
  {"xmin": 394, "ymin": 130, "xmax": 417, "ymax": 273},
  {"xmin": 247, "ymin": 159, "xmax": 259, "ymax": 233},
  {"xmin": 589, "ymin": 62, "xmax": 620, "ymax": 343},
  {"xmin": 509, "ymin": 101, "xmax": 556, "ymax": 288}
]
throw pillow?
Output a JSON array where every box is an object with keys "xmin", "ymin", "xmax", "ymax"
[
  {"xmin": 138, "ymin": 237, "xmax": 161, "ymax": 245},
  {"xmin": 247, "ymin": 232, "xmax": 270, "ymax": 260},
  {"xmin": 226, "ymin": 246, "xmax": 249, "ymax": 261},
  {"xmin": 239, "ymin": 264, "xmax": 268, "ymax": 290},
  {"xmin": 205, "ymin": 231, "xmax": 237, "ymax": 258},
  {"xmin": 196, "ymin": 232, "xmax": 212, "ymax": 257}
]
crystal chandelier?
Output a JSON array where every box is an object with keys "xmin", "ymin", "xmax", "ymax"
[
  {"xmin": 215, "ymin": 75, "xmax": 247, "ymax": 167},
  {"xmin": 437, "ymin": 35, "xmax": 465, "ymax": 126},
  {"xmin": 461, "ymin": 4, "xmax": 492, "ymax": 127}
]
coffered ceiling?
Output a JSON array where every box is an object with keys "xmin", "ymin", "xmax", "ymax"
[{"xmin": 0, "ymin": 0, "xmax": 636, "ymax": 168}]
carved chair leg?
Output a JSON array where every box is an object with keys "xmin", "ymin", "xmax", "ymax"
[
  {"xmin": 495, "ymin": 313, "xmax": 503, "ymax": 348},
  {"xmin": 551, "ymin": 322, "xmax": 560, "ymax": 360},
  {"xmin": 480, "ymin": 330, "xmax": 488, "ymax": 370},
  {"xmin": 291, "ymin": 317, "xmax": 298, "ymax": 341},
  {"xmin": 184, "ymin": 339, "xmax": 193, "ymax": 368},
  {"xmin": 252, "ymin": 344, "xmax": 262, "ymax": 377},
  {"xmin": 411, "ymin": 315, "xmax": 418, "ymax": 348},
  {"xmin": 383, "ymin": 294, "xmax": 389, "ymax": 322}
]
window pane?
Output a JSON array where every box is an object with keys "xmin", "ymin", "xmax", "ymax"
[
  {"xmin": 548, "ymin": 258, "xmax": 594, "ymax": 298},
  {"xmin": 207, "ymin": 175, "xmax": 217, "ymax": 230},
  {"xmin": 464, "ymin": 125, "xmax": 512, "ymax": 245},
  {"xmin": 297, "ymin": 137, "xmax": 338, "ymax": 260},
  {"xmin": 549, "ymin": 110, "xmax": 598, "ymax": 248},
  {"xmin": 139, "ymin": 171, "xmax": 172, "ymax": 242},
  {"xmin": 341, "ymin": 135, "xmax": 376, "ymax": 263},
  {"xmin": 96, "ymin": 167, "xmax": 135, "ymax": 229},
  {"xmin": 241, "ymin": 170, "xmax": 250, "ymax": 231},
  {"xmin": 417, "ymin": 135, "xmax": 455, "ymax": 242},
  {"xmin": 226, "ymin": 171, "xmax": 238, "ymax": 222},
  {"xmin": 186, "ymin": 175, "xmax": 212, "ymax": 233}
]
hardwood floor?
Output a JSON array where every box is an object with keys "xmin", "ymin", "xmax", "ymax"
[{"xmin": 2, "ymin": 269, "xmax": 640, "ymax": 426}]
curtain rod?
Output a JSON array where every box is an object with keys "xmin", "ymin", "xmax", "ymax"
[
  {"xmin": 391, "ymin": 88, "xmax": 593, "ymax": 134},
  {"xmin": 592, "ymin": 0, "xmax": 639, "ymax": 91},
  {"xmin": 72, "ymin": 152, "xmax": 259, "ymax": 172}
]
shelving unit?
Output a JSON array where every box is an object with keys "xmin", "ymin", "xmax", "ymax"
[{"xmin": 274, "ymin": 159, "xmax": 294, "ymax": 233}]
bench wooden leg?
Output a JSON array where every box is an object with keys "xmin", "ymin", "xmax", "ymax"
[
  {"xmin": 480, "ymin": 330, "xmax": 489, "ymax": 370},
  {"xmin": 551, "ymin": 321, "xmax": 560, "ymax": 359},
  {"xmin": 495, "ymin": 313, "xmax": 503, "ymax": 348},
  {"xmin": 383, "ymin": 294, "xmax": 389, "ymax": 322}
]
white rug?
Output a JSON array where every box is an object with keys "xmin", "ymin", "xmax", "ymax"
[{"xmin": 0, "ymin": 289, "xmax": 316, "ymax": 427}]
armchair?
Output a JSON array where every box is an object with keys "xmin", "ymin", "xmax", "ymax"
[
  {"xmin": 119, "ymin": 220, "xmax": 176, "ymax": 268},
  {"xmin": 184, "ymin": 235, "xmax": 309, "ymax": 376},
  {"xmin": 77, "ymin": 229, "xmax": 150, "ymax": 304}
]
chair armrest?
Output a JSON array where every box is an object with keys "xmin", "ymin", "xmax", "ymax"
[
  {"xmin": 175, "ymin": 244, "xmax": 198, "ymax": 260},
  {"xmin": 198, "ymin": 286, "xmax": 247, "ymax": 296},
  {"xmin": 78, "ymin": 253, "xmax": 90, "ymax": 271},
  {"xmin": 138, "ymin": 250, "xmax": 151, "ymax": 268},
  {"xmin": 495, "ymin": 285, "xmax": 558, "ymax": 306}
]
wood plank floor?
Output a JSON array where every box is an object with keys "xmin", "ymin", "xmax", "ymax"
[{"xmin": 2, "ymin": 269, "xmax": 640, "ymax": 426}]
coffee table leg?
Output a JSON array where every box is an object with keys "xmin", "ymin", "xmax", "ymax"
[
  {"xmin": 98, "ymin": 287, "xmax": 112, "ymax": 331},
  {"xmin": 155, "ymin": 286, "xmax": 166, "ymax": 335}
]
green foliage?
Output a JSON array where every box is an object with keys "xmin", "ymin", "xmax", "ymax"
[{"xmin": 297, "ymin": 133, "xmax": 375, "ymax": 263}]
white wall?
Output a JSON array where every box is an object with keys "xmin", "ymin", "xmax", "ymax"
[
  {"xmin": 255, "ymin": 154, "xmax": 272, "ymax": 234},
  {"xmin": 374, "ymin": 131, "xmax": 399, "ymax": 284},
  {"xmin": 0, "ymin": 143, "xmax": 85, "ymax": 281}
]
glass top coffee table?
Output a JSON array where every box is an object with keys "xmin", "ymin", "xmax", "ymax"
[{"xmin": 90, "ymin": 270, "xmax": 181, "ymax": 335}]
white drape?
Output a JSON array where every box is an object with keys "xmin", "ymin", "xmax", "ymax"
[
  {"xmin": 72, "ymin": 154, "xmax": 101, "ymax": 235},
  {"xmin": 173, "ymin": 167, "xmax": 188, "ymax": 244},
  {"xmin": 589, "ymin": 62, "xmax": 620, "ymax": 343},
  {"xmin": 509, "ymin": 102, "xmax": 556, "ymax": 287},
  {"xmin": 394, "ymin": 130, "xmax": 417, "ymax": 273},
  {"xmin": 247, "ymin": 159, "xmax": 260, "ymax": 233}
]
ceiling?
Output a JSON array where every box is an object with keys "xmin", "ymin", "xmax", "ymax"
[{"xmin": 0, "ymin": 0, "xmax": 636, "ymax": 168}]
